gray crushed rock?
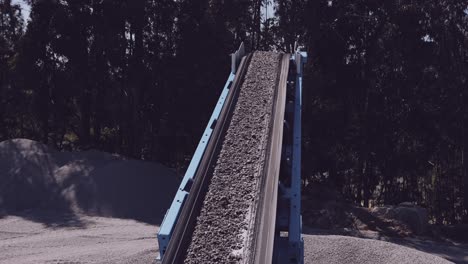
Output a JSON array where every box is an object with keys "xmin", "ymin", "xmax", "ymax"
[
  {"xmin": 303, "ymin": 234, "xmax": 453, "ymax": 264},
  {"xmin": 0, "ymin": 212, "xmax": 159, "ymax": 264},
  {"xmin": 184, "ymin": 51, "xmax": 282, "ymax": 264}
]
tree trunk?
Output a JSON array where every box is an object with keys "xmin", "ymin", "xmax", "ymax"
[
  {"xmin": 91, "ymin": 0, "xmax": 105, "ymax": 147},
  {"xmin": 0, "ymin": 9, "xmax": 5, "ymax": 140},
  {"xmin": 463, "ymin": 109, "xmax": 468, "ymax": 223},
  {"xmin": 80, "ymin": 88, "xmax": 91, "ymax": 146},
  {"xmin": 129, "ymin": 0, "xmax": 145, "ymax": 158}
]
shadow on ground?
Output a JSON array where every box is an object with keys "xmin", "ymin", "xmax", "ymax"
[{"xmin": 4, "ymin": 210, "xmax": 93, "ymax": 229}]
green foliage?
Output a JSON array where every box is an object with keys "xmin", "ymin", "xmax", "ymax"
[
  {"xmin": 297, "ymin": 0, "xmax": 468, "ymax": 224},
  {"xmin": 0, "ymin": 0, "xmax": 24, "ymax": 140},
  {"xmin": 1, "ymin": 0, "xmax": 272, "ymax": 162}
]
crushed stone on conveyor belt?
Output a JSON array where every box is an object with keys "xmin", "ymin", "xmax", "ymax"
[{"xmin": 184, "ymin": 51, "xmax": 282, "ymax": 264}]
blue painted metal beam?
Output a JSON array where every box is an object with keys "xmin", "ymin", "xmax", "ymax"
[
  {"xmin": 273, "ymin": 51, "xmax": 307, "ymax": 264},
  {"xmin": 157, "ymin": 72, "xmax": 235, "ymax": 258},
  {"xmin": 158, "ymin": 43, "xmax": 246, "ymax": 260},
  {"xmin": 289, "ymin": 51, "xmax": 307, "ymax": 263}
]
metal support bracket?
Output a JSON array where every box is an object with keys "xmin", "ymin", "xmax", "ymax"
[{"xmin": 231, "ymin": 42, "xmax": 245, "ymax": 74}]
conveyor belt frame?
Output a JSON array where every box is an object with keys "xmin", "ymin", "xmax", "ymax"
[{"xmin": 157, "ymin": 43, "xmax": 245, "ymax": 259}]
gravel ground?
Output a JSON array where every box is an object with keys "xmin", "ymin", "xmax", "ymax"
[
  {"xmin": 303, "ymin": 234, "xmax": 453, "ymax": 264},
  {"xmin": 0, "ymin": 140, "xmax": 463, "ymax": 264},
  {"xmin": 0, "ymin": 211, "xmax": 159, "ymax": 264},
  {"xmin": 1, "ymin": 213, "xmax": 460, "ymax": 264},
  {"xmin": 184, "ymin": 51, "xmax": 282, "ymax": 264}
]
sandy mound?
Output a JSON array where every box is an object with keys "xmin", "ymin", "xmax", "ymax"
[
  {"xmin": 303, "ymin": 234, "xmax": 452, "ymax": 264},
  {"xmin": 0, "ymin": 138, "xmax": 180, "ymax": 224}
]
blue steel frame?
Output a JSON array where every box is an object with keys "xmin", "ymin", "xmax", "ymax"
[
  {"xmin": 273, "ymin": 51, "xmax": 307, "ymax": 264},
  {"xmin": 157, "ymin": 44, "xmax": 245, "ymax": 259},
  {"xmin": 157, "ymin": 73, "xmax": 235, "ymax": 258},
  {"xmin": 289, "ymin": 51, "xmax": 307, "ymax": 263}
]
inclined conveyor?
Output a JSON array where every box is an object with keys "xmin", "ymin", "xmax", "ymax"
[{"xmin": 157, "ymin": 43, "xmax": 307, "ymax": 264}]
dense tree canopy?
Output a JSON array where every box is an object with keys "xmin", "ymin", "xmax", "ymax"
[
  {"xmin": 1, "ymin": 0, "xmax": 467, "ymax": 224},
  {"xmin": 300, "ymin": 0, "xmax": 468, "ymax": 224}
]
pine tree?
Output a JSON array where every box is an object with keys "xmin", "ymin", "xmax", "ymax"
[{"xmin": 0, "ymin": 0, "xmax": 24, "ymax": 140}]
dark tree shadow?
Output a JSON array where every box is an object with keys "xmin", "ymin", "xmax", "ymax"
[
  {"xmin": 10, "ymin": 209, "xmax": 92, "ymax": 229},
  {"xmin": 72, "ymin": 160, "xmax": 180, "ymax": 225}
]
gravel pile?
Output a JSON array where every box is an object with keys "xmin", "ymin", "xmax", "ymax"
[
  {"xmin": 184, "ymin": 51, "xmax": 282, "ymax": 263},
  {"xmin": 303, "ymin": 234, "xmax": 452, "ymax": 264},
  {"xmin": 0, "ymin": 138, "xmax": 179, "ymax": 224}
]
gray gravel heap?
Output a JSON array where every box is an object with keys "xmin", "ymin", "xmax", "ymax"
[
  {"xmin": 184, "ymin": 51, "xmax": 282, "ymax": 264},
  {"xmin": 303, "ymin": 234, "xmax": 453, "ymax": 264}
]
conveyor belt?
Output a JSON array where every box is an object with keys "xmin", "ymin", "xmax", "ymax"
[
  {"xmin": 161, "ymin": 52, "xmax": 290, "ymax": 264},
  {"xmin": 161, "ymin": 54, "xmax": 252, "ymax": 264},
  {"xmin": 252, "ymin": 53, "xmax": 290, "ymax": 264}
]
